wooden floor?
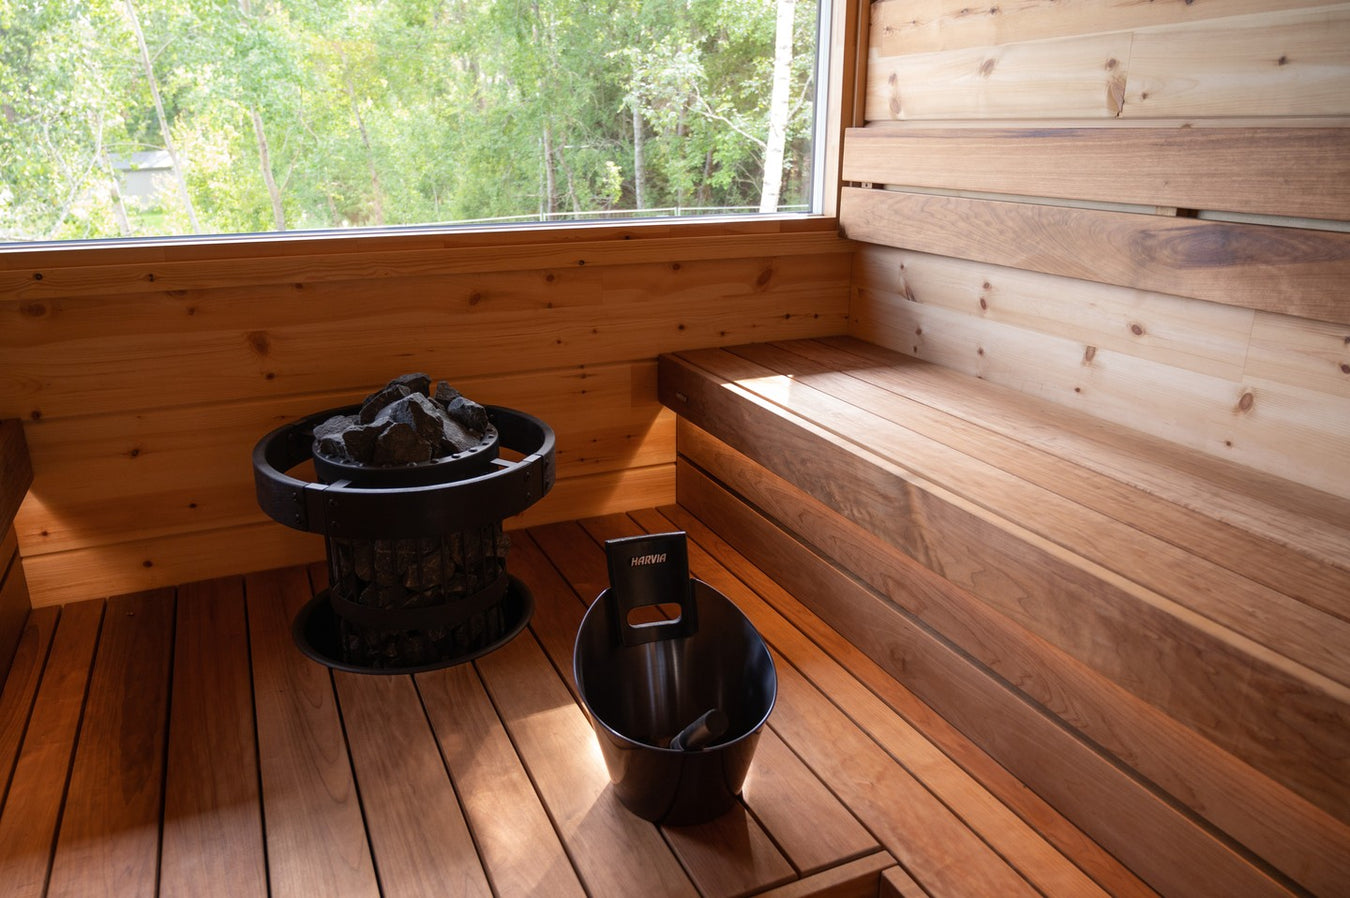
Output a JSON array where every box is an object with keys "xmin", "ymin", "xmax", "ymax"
[{"xmin": 0, "ymin": 506, "xmax": 1154, "ymax": 898}]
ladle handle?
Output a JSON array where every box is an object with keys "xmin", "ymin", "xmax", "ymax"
[
  {"xmin": 603, "ymin": 532, "xmax": 698, "ymax": 647},
  {"xmin": 669, "ymin": 709, "xmax": 729, "ymax": 751}
]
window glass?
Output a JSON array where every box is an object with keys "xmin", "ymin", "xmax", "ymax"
[{"xmin": 0, "ymin": 0, "xmax": 825, "ymax": 242}]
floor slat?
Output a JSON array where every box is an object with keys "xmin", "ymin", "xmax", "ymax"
[
  {"xmin": 0, "ymin": 599, "xmax": 103, "ymax": 898},
  {"xmin": 160, "ymin": 576, "xmax": 267, "ymax": 898},
  {"xmin": 246, "ymin": 566, "xmax": 379, "ymax": 898}
]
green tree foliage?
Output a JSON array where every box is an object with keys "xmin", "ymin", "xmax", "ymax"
[{"xmin": 0, "ymin": 0, "xmax": 821, "ymax": 241}]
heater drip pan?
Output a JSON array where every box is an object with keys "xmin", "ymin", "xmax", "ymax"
[{"xmin": 293, "ymin": 575, "xmax": 535, "ymax": 675}]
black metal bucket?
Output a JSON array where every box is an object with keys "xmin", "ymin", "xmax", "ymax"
[{"xmin": 573, "ymin": 533, "xmax": 776, "ymax": 826}]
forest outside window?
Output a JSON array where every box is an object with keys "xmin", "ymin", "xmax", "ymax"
[{"xmin": 1, "ymin": 0, "xmax": 829, "ymax": 243}]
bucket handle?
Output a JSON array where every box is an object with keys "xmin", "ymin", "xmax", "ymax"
[{"xmin": 603, "ymin": 532, "xmax": 699, "ymax": 647}]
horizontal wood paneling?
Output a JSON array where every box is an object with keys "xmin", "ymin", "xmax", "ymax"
[
  {"xmin": 841, "ymin": 188, "xmax": 1350, "ymax": 325},
  {"xmin": 19, "ymin": 463, "xmax": 675, "ymax": 607},
  {"xmin": 872, "ymin": 0, "xmax": 1334, "ymax": 57},
  {"xmin": 853, "ymin": 255, "xmax": 1350, "ymax": 499},
  {"xmin": 869, "ymin": 5, "xmax": 1350, "ymax": 121},
  {"xmin": 842, "ymin": 126, "xmax": 1350, "ymax": 220},
  {"xmin": 1, "ymin": 224, "xmax": 850, "ymax": 605}
]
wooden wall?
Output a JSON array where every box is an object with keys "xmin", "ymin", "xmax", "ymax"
[
  {"xmin": 844, "ymin": 0, "xmax": 1350, "ymax": 498},
  {"xmin": 0, "ymin": 221, "xmax": 853, "ymax": 605},
  {"xmin": 0, "ymin": 421, "xmax": 33, "ymax": 679}
]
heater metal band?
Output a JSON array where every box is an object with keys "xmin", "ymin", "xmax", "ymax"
[{"xmin": 253, "ymin": 404, "xmax": 555, "ymax": 539}]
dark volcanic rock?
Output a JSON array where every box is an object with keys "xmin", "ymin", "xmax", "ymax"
[{"xmin": 314, "ymin": 374, "xmax": 490, "ymax": 466}]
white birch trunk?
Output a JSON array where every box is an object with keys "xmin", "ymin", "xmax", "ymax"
[{"xmin": 758, "ymin": 0, "xmax": 795, "ymax": 213}]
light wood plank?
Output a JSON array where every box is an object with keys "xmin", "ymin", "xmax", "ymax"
[
  {"xmin": 872, "ymin": 0, "xmax": 1332, "ymax": 57},
  {"xmin": 626, "ymin": 508, "xmax": 1116, "ymax": 898},
  {"xmin": 417, "ymin": 663, "xmax": 587, "ymax": 898},
  {"xmin": 814, "ymin": 335, "xmax": 1350, "ymax": 572},
  {"xmin": 842, "ymin": 126, "xmax": 1350, "ymax": 220},
  {"xmin": 866, "ymin": 31, "xmax": 1132, "ymax": 121},
  {"xmin": 15, "ymin": 362, "xmax": 671, "ymax": 554},
  {"xmin": 0, "ymin": 605, "xmax": 58, "ymax": 813},
  {"xmin": 334, "ymin": 671, "xmax": 493, "ymax": 898},
  {"xmin": 842, "ymin": 189, "xmax": 1350, "ymax": 325},
  {"xmin": 661, "ymin": 350, "xmax": 1350, "ymax": 821},
  {"xmin": 246, "ymin": 566, "xmax": 379, "ymax": 898},
  {"xmin": 1122, "ymin": 6, "xmax": 1350, "ymax": 118},
  {"xmin": 851, "ymin": 288, "xmax": 1350, "ymax": 499},
  {"xmin": 673, "ymin": 457, "xmax": 1299, "ymax": 898},
  {"xmin": 658, "ymin": 497, "xmax": 1162, "ymax": 898},
  {"xmin": 0, "ymin": 254, "xmax": 849, "ymax": 421},
  {"xmin": 46, "ymin": 591, "xmax": 173, "ymax": 898},
  {"xmin": 0, "ymin": 599, "xmax": 103, "ymax": 898},
  {"xmin": 1247, "ymin": 311, "xmax": 1350, "ymax": 398},
  {"xmin": 160, "ymin": 577, "xmax": 267, "ymax": 898},
  {"xmin": 473, "ymin": 627, "xmax": 700, "ymax": 898},
  {"xmin": 0, "ymin": 229, "xmax": 853, "ymax": 300}
]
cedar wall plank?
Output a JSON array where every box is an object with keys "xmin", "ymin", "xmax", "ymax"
[
  {"xmin": 47, "ymin": 590, "xmax": 174, "ymax": 898},
  {"xmin": 840, "ymin": 188, "xmax": 1350, "ymax": 325},
  {"xmin": 15, "ymin": 363, "xmax": 673, "ymax": 555},
  {"xmin": 660, "ymin": 351, "xmax": 1350, "ymax": 823},
  {"xmin": 869, "ymin": 6, "xmax": 1350, "ymax": 121},
  {"xmin": 872, "ymin": 0, "xmax": 1334, "ymax": 56},
  {"xmin": 18, "ymin": 464, "xmax": 674, "ymax": 607},
  {"xmin": 160, "ymin": 577, "xmax": 267, "ymax": 898},
  {"xmin": 841, "ymin": 126, "xmax": 1350, "ymax": 220},
  {"xmin": 0, "ymin": 600, "xmax": 103, "ymax": 898},
  {"xmin": 851, "ymin": 282, "xmax": 1350, "ymax": 500},
  {"xmin": 673, "ymin": 452, "xmax": 1302, "ymax": 898}
]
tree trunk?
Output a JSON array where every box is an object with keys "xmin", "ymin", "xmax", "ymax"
[
  {"xmin": 542, "ymin": 122, "xmax": 557, "ymax": 217},
  {"xmin": 250, "ymin": 107, "xmax": 286, "ymax": 230},
  {"xmin": 124, "ymin": 0, "xmax": 200, "ymax": 232},
  {"xmin": 758, "ymin": 0, "xmax": 795, "ymax": 213},
  {"xmin": 340, "ymin": 50, "xmax": 385, "ymax": 226},
  {"xmin": 631, "ymin": 98, "xmax": 646, "ymax": 210}
]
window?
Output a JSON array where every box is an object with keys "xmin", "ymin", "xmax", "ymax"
[{"xmin": 1, "ymin": 0, "xmax": 828, "ymax": 243}]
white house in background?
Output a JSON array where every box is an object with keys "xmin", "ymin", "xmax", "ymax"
[{"xmin": 111, "ymin": 150, "xmax": 174, "ymax": 202}]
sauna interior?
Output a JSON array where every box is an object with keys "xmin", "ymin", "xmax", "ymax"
[{"xmin": 1, "ymin": 2, "xmax": 1348, "ymax": 897}]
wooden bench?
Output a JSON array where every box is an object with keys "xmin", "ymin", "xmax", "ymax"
[
  {"xmin": 660, "ymin": 336, "xmax": 1350, "ymax": 898},
  {"xmin": 0, "ymin": 420, "xmax": 33, "ymax": 682}
]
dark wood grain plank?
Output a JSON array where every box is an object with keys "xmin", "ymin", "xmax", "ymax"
[
  {"xmin": 840, "ymin": 187, "xmax": 1350, "ymax": 325},
  {"xmin": 842, "ymin": 126, "xmax": 1350, "ymax": 220},
  {"xmin": 418, "ymin": 662, "xmax": 587, "ymax": 898},
  {"xmin": 0, "ymin": 604, "xmax": 58, "ymax": 814},
  {"xmin": 160, "ymin": 576, "xmax": 267, "ymax": 898},
  {"xmin": 47, "ymin": 591, "xmax": 174, "ymax": 898},
  {"xmin": 246, "ymin": 566, "xmax": 379, "ymax": 898},
  {"xmin": 0, "ymin": 599, "xmax": 102, "ymax": 898},
  {"xmin": 334, "ymin": 670, "xmax": 493, "ymax": 898}
]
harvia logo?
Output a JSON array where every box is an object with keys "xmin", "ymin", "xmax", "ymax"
[{"xmin": 630, "ymin": 553, "xmax": 668, "ymax": 567}]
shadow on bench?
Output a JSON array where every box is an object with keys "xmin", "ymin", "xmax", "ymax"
[{"xmin": 661, "ymin": 336, "xmax": 1350, "ymax": 898}]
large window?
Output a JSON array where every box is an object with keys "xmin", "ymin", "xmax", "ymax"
[{"xmin": 1, "ymin": 0, "xmax": 827, "ymax": 243}]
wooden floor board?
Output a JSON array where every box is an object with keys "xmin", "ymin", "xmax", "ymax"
[
  {"xmin": 159, "ymin": 576, "xmax": 267, "ymax": 898},
  {"xmin": 0, "ymin": 510, "xmax": 1143, "ymax": 898},
  {"xmin": 0, "ymin": 599, "xmax": 103, "ymax": 898}
]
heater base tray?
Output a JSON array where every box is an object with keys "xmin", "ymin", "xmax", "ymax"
[{"xmin": 292, "ymin": 575, "xmax": 534, "ymax": 674}]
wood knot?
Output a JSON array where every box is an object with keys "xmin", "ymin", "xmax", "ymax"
[
  {"xmin": 468, "ymin": 291, "xmax": 484, "ymax": 306},
  {"xmin": 1083, "ymin": 345, "xmax": 1097, "ymax": 364},
  {"xmin": 1237, "ymin": 391, "xmax": 1255, "ymax": 413},
  {"xmin": 756, "ymin": 267, "xmax": 773, "ymax": 288},
  {"xmin": 1277, "ymin": 55, "xmax": 1289, "ymax": 66},
  {"xmin": 246, "ymin": 330, "xmax": 271, "ymax": 356},
  {"xmin": 979, "ymin": 58, "xmax": 997, "ymax": 78},
  {"xmin": 20, "ymin": 301, "xmax": 47, "ymax": 317},
  {"xmin": 1129, "ymin": 323, "xmax": 1145, "ymax": 336}
]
